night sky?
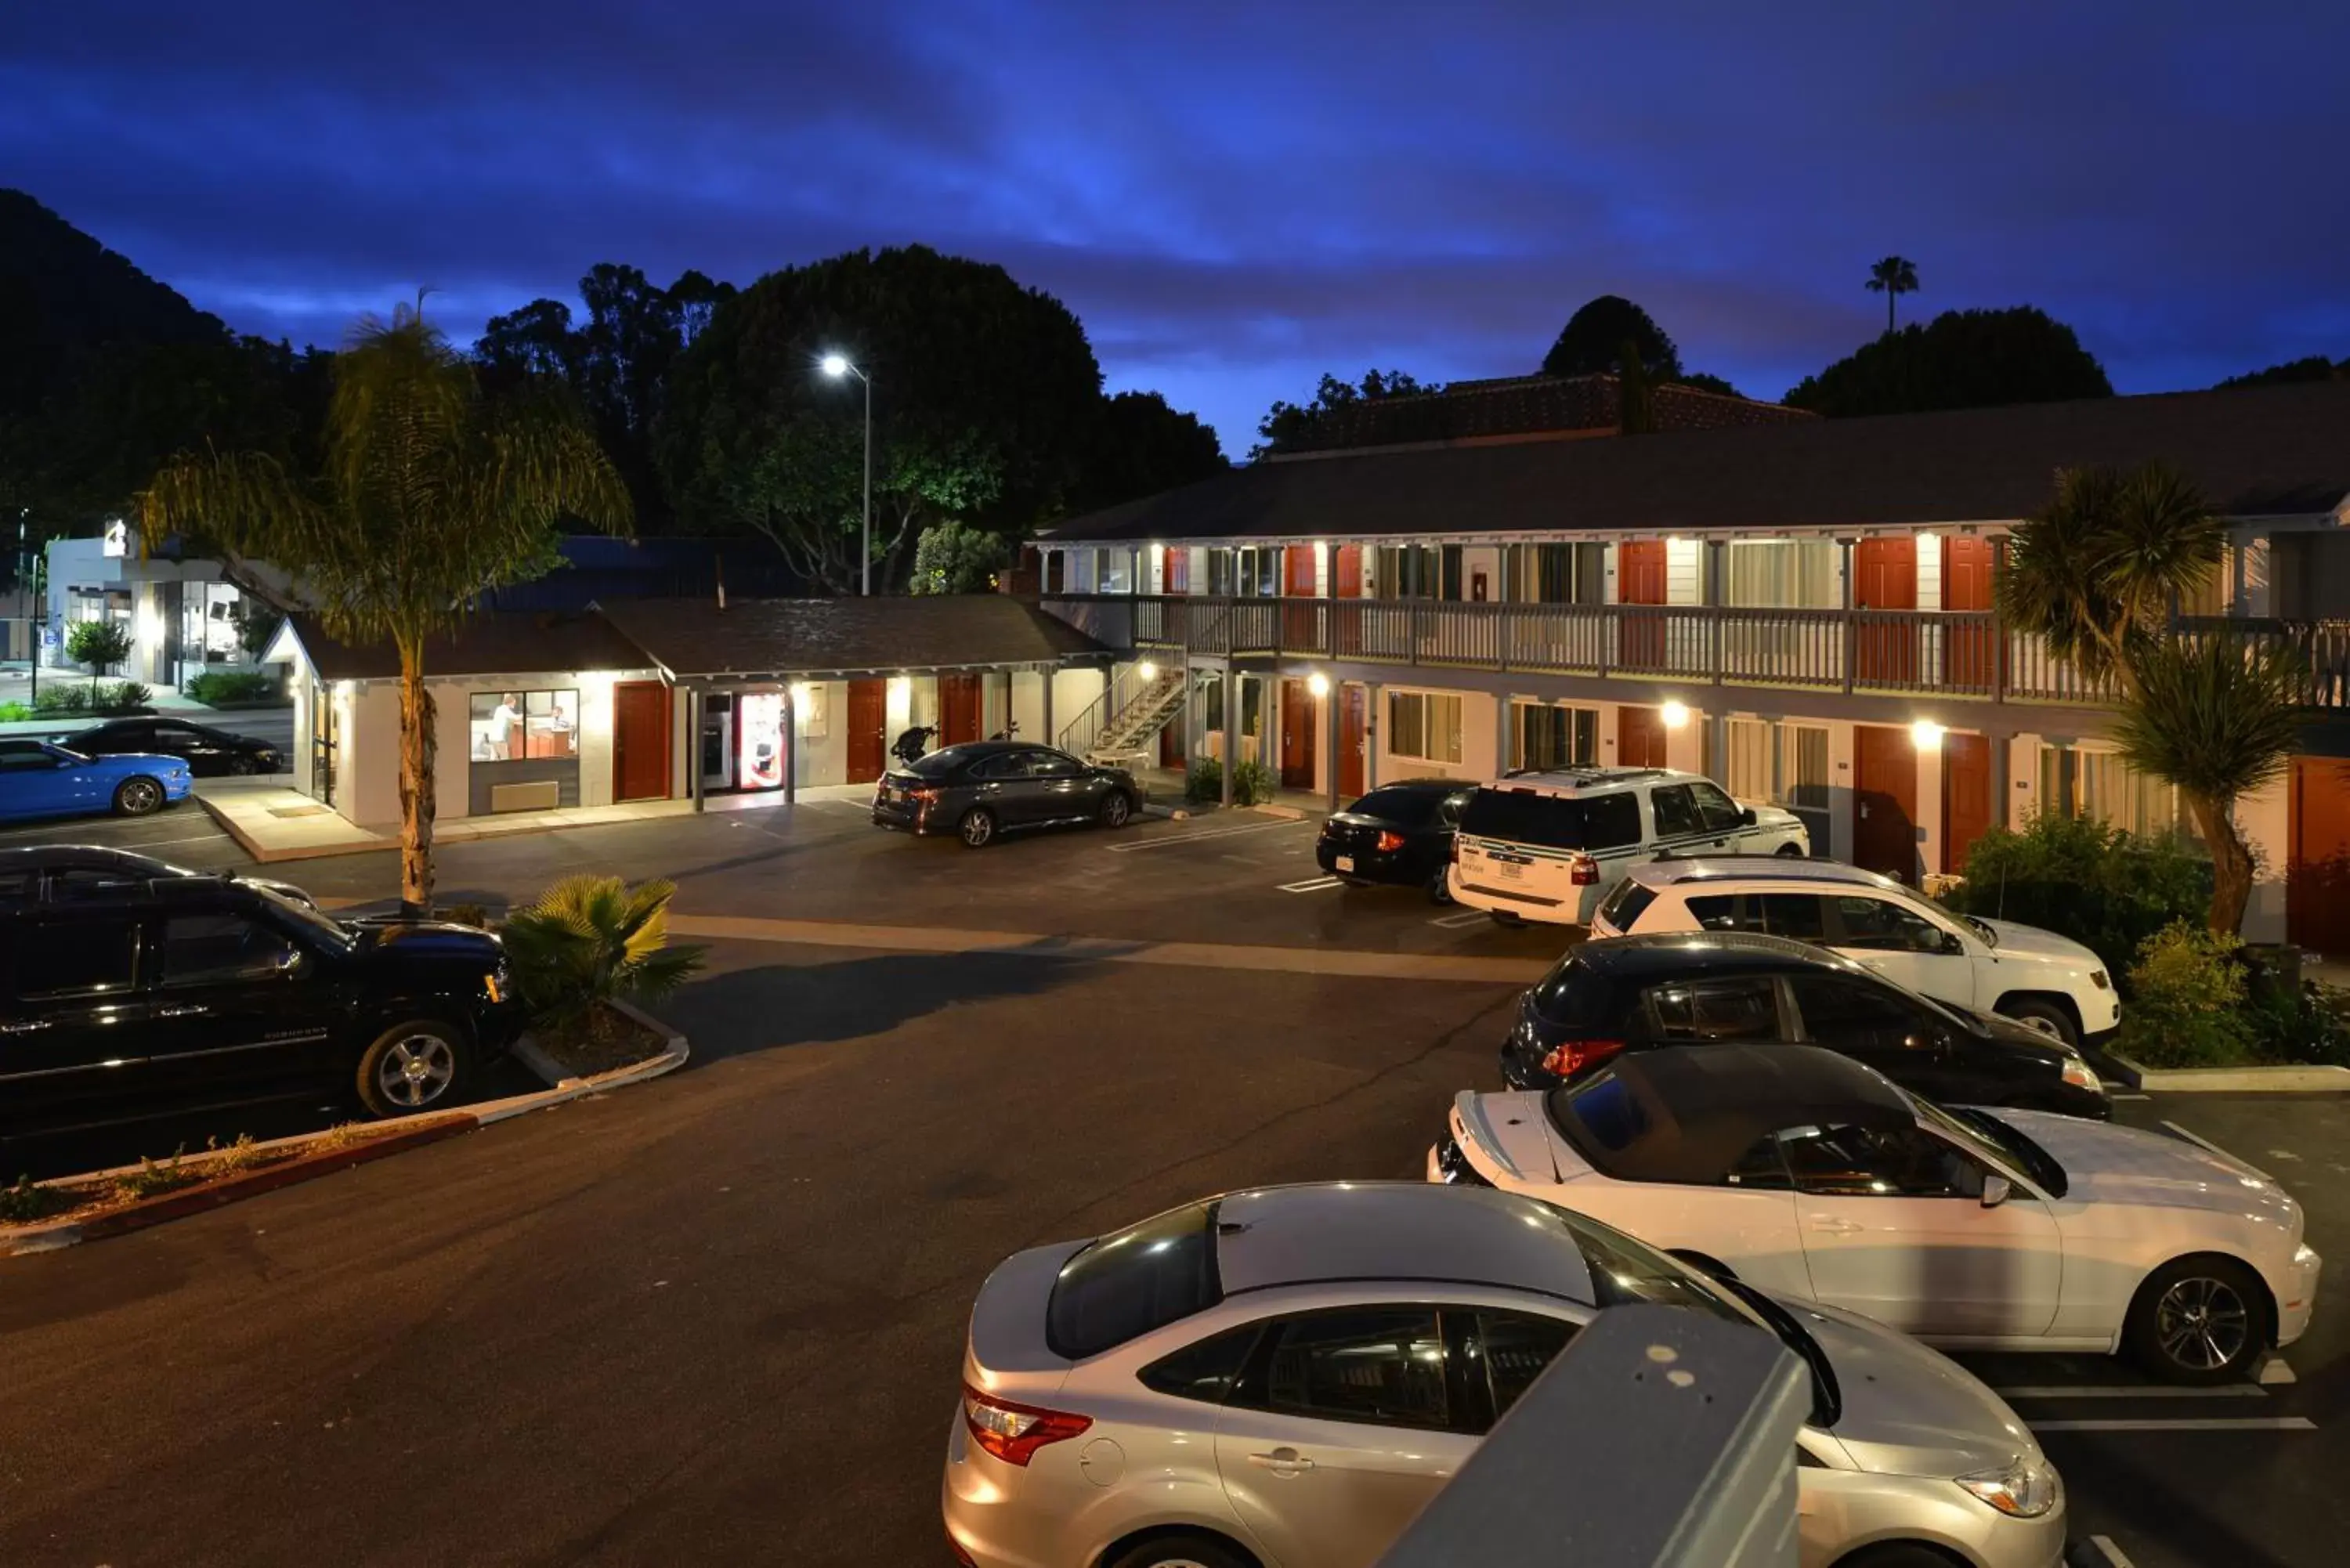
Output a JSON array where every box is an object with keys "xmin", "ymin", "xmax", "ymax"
[{"xmin": 9, "ymin": 2, "xmax": 2346, "ymax": 453}]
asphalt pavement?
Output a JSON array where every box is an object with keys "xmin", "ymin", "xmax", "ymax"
[{"xmin": 0, "ymin": 795, "xmax": 2345, "ymax": 1566}]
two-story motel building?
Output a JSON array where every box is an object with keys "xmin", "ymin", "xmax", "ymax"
[{"xmin": 1029, "ymin": 378, "xmax": 2350, "ymax": 952}]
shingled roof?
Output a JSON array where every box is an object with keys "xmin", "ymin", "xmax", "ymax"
[
  {"xmin": 1049, "ymin": 381, "xmax": 2350, "ymax": 544},
  {"xmin": 1271, "ymin": 372, "xmax": 1813, "ymax": 457},
  {"xmin": 281, "ymin": 610, "xmax": 656, "ymax": 682},
  {"xmin": 592, "ymin": 594, "xmax": 1113, "ymax": 680}
]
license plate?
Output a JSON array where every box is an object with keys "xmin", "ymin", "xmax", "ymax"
[
  {"xmin": 1499, "ymin": 861, "xmax": 1524, "ymax": 880},
  {"xmin": 1335, "ymin": 855, "xmax": 1355, "ymax": 873}
]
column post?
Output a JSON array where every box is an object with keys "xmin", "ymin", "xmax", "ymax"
[
  {"xmin": 783, "ymin": 686, "xmax": 797, "ymax": 806},
  {"xmin": 1041, "ymin": 663, "xmax": 1056, "ymax": 751},
  {"xmin": 688, "ymin": 687, "xmax": 704, "ymax": 812},
  {"xmin": 1221, "ymin": 667, "xmax": 1238, "ymax": 807}
]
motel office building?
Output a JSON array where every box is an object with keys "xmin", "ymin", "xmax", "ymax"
[{"xmin": 1032, "ymin": 381, "xmax": 2350, "ymax": 952}]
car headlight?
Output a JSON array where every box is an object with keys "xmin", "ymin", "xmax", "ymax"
[
  {"xmin": 2060, "ymin": 1057, "xmax": 2104, "ymax": 1094},
  {"xmin": 1957, "ymin": 1456, "xmax": 2061, "ymax": 1519}
]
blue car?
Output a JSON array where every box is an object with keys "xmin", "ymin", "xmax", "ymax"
[{"xmin": 0, "ymin": 739, "xmax": 194, "ymax": 822}]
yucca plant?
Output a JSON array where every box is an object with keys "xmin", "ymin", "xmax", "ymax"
[{"xmin": 500, "ymin": 876, "xmax": 705, "ymax": 1038}]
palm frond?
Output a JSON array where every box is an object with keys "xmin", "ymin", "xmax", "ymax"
[{"xmin": 2110, "ymin": 637, "xmax": 2306, "ymax": 804}]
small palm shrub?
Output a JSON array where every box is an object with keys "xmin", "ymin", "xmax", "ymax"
[
  {"xmin": 500, "ymin": 876, "xmax": 705, "ymax": 1039},
  {"xmin": 2113, "ymin": 922, "xmax": 2253, "ymax": 1068}
]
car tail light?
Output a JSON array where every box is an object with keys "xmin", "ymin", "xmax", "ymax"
[
  {"xmin": 1539, "ymin": 1039, "xmax": 1626, "ymax": 1078},
  {"xmin": 907, "ymin": 786, "xmax": 942, "ymax": 803},
  {"xmin": 962, "ymin": 1384, "xmax": 1091, "ymax": 1466},
  {"xmin": 1375, "ymin": 830, "xmax": 1406, "ymax": 853},
  {"xmin": 1569, "ymin": 854, "xmax": 1599, "ymax": 886}
]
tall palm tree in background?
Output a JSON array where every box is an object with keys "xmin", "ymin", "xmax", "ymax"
[
  {"xmin": 141, "ymin": 304, "xmax": 631, "ymax": 912},
  {"xmin": 1997, "ymin": 461, "xmax": 2303, "ymax": 933},
  {"xmin": 1865, "ymin": 255, "xmax": 1919, "ymax": 333}
]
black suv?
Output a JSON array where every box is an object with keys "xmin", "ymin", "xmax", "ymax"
[
  {"xmin": 0, "ymin": 876, "xmax": 525, "ymax": 1142},
  {"xmin": 1499, "ymin": 930, "xmax": 2110, "ymax": 1118}
]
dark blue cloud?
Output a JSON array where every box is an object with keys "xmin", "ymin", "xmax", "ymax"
[{"xmin": 8, "ymin": 1, "xmax": 2347, "ymax": 454}]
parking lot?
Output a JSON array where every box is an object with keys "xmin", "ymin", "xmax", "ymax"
[{"xmin": 2, "ymin": 793, "xmax": 2345, "ymax": 1566}]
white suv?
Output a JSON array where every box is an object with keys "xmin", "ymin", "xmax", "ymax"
[
  {"xmin": 1448, "ymin": 767, "xmax": 1810, "ymax": 927},
  {"xmin": 1589, "ymin": 855, "xmax": 2120, "ymax": 1046}
]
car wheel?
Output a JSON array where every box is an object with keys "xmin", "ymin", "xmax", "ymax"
[
  {"xmin": 957, "ymin": 807, "xmax": 997, "ymax": 848},
  {"xmin": 1104, "ymin": 1533, "xmax": 1255, "ymax": 1568},
  {"xmin": 1428, "ymin": 868, "xmax": 1455, "ymax": 905},
  {"xmin": 111, "ymin": 776, "xmax": 166, "ymax": 816},
  {"xmin": 1097, "ymin": 790, "xmax": 1133, "ymax": 829},
  {"xmin": 1774, "ymin": 841, "xmax": 1806, "ymax": 858},
  {"xmin": 1838, "ymin": 1547, "xmax": 1959, "ymax": 1568},
  {"xmin": 230, "ymin": 754, "xmax": 259, "ymax": 776},
  {"xmin": 355, "ymin": 1018, "xmax": 473, "ymax": 1118},
  {"xmin": 2124, "ymin": 1256, "xmax": 2268, "ymax": 1384},
  {"xmin": 1998, "ymin": 998, "xmax": 2079, "ymax": 1048}
]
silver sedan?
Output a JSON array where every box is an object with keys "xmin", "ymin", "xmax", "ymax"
[{"xmin": 944, "ymin": 1183, "xmax": 2065, "ymax": 1568}]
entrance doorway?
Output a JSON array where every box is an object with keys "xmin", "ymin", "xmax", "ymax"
[
  {"xmin": 1942, "ymin": 732, "xmax": 1992, "ymax": 879},
  {"xmin": 701, "ymin": 694, "xmax": 736, "ymax": 790},
  {"xmin": 1854, "ymin": 537, "xmax": 1918, "ymax": 685},
  {"xmin": 2289, "ymin": 757, "xmax": 2350, "ymax": 957},
  {"xmin": 1618, "ymin": 705, "xmax": 1666, "ymax": 769},
  {"xmin": 939, "ymin": 672, "xmax": 983, "ymax": 746},
  {"xmin": 1853, "ymin": 724, "xmax": 1919, "ymax": 882},
  {"xmin": 1339, "ymin": 682, "xmax": 1367, "ymax": 798},
  {"xmin": 613, "ymin": 681, "xmax": 671, "ymax": 801},
  {"xmin": 310, "ymin": 684, "xmax": 338, "ymax": 807},
  {"xmin": 847, "ymin": 678, "xmax": 888, "ymax": 784},
  {"xmin": 1279, "ymin": 678, "xmax": 1317, "ymax": 790}
]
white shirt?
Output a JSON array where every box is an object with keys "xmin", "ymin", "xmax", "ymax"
[{"xmin": 490, "ymin": 703, "xmax": 521, "ymax": 743}]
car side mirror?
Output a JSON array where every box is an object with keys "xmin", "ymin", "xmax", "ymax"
[
  {"xmin": 1739, "ymin": 807, "xmax": 1756, "ymax": 826},
  {"xmin": 1940, "ymin": 930, "xmax": 1965, "ymax": 956},
  {"xmin": 1980, "ymin": 1175, "xmax": 2012, "ymax": 1209}
]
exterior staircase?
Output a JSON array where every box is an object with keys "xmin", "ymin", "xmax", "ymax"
[{"xmin": 1060, "ymin": 666, "xmax": 1188, "ymax": 764}]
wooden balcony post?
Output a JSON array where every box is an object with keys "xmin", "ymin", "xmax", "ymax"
[{"xmin": 1838, "ymin": 537, "xmax": 1856, "ymax": 695}]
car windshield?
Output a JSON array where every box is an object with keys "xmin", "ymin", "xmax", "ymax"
[
  {"xmin": 1554, "ymin": 1204, "xmax": 1841, "ymax": 1428},
  {"xmin": 252, "ymin": 884, "xmax": 353, "ymax": 949},
  {"xmin": 1940, "ymin": 1105, "xmax": 2070, "ymax": 1198},
  {"xmin": 1046, "ymin": 1199, "xmax": 1224, "ymax": 1358}
]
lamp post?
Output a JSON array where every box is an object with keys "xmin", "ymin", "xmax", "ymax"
[{"xmin": 820, "ymin": 354, "xmax": 872, "ymax": 596}]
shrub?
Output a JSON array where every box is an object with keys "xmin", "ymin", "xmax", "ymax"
[
  {"xmin": 185, "ymin": 669, "xmax": 278, "ymax": 705},
  {"xmin": 0, "ymin": 701, "xmax": 28, "ymax": 722},
  {"xmin": 501, "ymin": 875, "xmax": 705, "ymax": 1040},
  {"xmin": 65, "ymin": 619, "xmax": 132, "ymax": 674},
  {"xmin": 1943, "ymin": 811, "xmax": 2210, "ymax": 994},
  {"xmin": 0, "ymin": 1175, "xmax": 71, "ymax": 1225},
  {"xmin": 103, "ymin": 681, "xmax": 151, "ymax": 712},
  {"xmin": 1230, "ymin": 758, "xmax": 1277, "ymax": 805},
  {"xmin": 2113, "ymin": 922, "xmax": 2254, "ymax": 1068},
  {"xmin": 114, "ymin": 1148, "xmax": 199, "ymax": 1201},
  {"xmin": 1184, "ymin": 756, "xmax": 1222, "ymax": 804}
]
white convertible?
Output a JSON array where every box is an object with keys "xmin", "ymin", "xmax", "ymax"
[{"xmin": 1430, "ymin": 1043, "xmax": 2319, "ymax": 1383}]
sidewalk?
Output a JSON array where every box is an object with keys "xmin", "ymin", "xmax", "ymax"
[{"xmin": 193, "ymin": 779, "xmax": 697, "ymax": 862}]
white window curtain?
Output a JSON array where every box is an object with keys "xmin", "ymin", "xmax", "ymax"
[
  {"xmin": 1726, "ymin": 540, "xmax": 1838, "ymax": 609},
  {"xmin": 1724, "ymin": 717, "xmax": 1773, "ymax": 800},
  {"xmin": 1781, "ymin": 723, "xmax": 1830, "ymax": 811}
]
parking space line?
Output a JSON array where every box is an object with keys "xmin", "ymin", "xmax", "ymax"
[
  {"xmin": 2084, "ymin": 1536, "xmax": 2138, "ymax": 1568},
  {"xmin": 2030, "ymin": 1417, "xmax": 2316, "ymax": 1432},
  {"xmin": 1279, "ymin": 876, "xmax": 1343, "ymax": 893},
  {"xmin": 1430, "ymin": 910, "xmax": 1489, "ymax": 929},
  {"xmin": 1106, "ymin": 819, "xmax": 1311, "ymax": 854},
  {"xmin": 1994, "ymin": 1385, "xmax": 2266, "ymax": 1400},
  {"xmin": 2158, "ymin": 1119, "xmax": 2272, "ymax": 1179}
]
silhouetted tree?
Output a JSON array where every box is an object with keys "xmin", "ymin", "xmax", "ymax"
[
  {"xmin": 1784, "ymin": 306, "xmax": 2111, "ymax": 417},
  {"xmin": 2212, "ymin": 355, "xmax": 2347, "ymax": 390},
  {"xmin": 1543, "ymin": 296, "xmax": 1681, "ymax": 381},
  {"xmin": 1865, "ymin": 255, "xmax": 1920, "ymax": 333},
  {"xmin": 1255, "ymin": 369, "xmax": 1434, "ymax": 457},
  {"xmin": 1071, "ymin": 391, "xmax": 1226, "ymax": 511}
]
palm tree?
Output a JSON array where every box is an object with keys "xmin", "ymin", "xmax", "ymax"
[
  {"xmin": 1865, "ymin": 255, "xmax": 1920, "ymax": 333},
  {"xmin": 500, "ymin": 875, "xmax": 705, "ymax": 1038},
  {"xmin": 2110, "ymin": 637, "xmax": 2306, "ymax": 934},
  {"xmin": 1998, "ymin": 461, "xmax": 2299, "ymax": 933},
  {"xmin": 139, "ymin": 304, "xmax": 631, "ymax": 912}
]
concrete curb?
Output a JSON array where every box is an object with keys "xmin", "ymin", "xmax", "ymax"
[
  {"xmin": 2, "ymin": 1005, "xmax": 689, "ymax": 1259},
  {"xmin": 2105, "ymin": 1050, "xmax": 2350, "ymax": 1093},
  {"xmin": 1249, "ymin": 803, "xmax": 1307, "ymax": 820}
]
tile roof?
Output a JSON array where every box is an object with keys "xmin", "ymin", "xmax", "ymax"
[
  {"xmin": 1273, "ymin": 373, "xmax": 1813, "ymax": 456},
  {"xmin": 283, "ymin": 610, "xmax": 656, "ymax": 682},
  {"xmin": 1047, "ymin": 381, "xmax": 2350, "ymax": 544},
  {"xmin": 591, "ymin": 594, "xmax": 1114, "ymax": 679}
]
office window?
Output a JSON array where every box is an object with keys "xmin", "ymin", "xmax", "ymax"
[
  {"xmin": 1389, "ymin": 691, "xmax": 1464, "ymax": 764},
  {"xmin": 1513, "ymin": 702, "xmax": 1596, "ymax": 771},
  {"xmin": 1724, "ymin": 717, "xmax": 1773, "ymax": 800},
  {"xmin": 468, "ymin": 690, "xmax": 580, "ymax": 762},
  {"xmin": 1782, "ymin": 723, "xmax": 1830, "ymax": 812}
]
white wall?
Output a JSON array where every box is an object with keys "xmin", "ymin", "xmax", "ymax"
[
  {"xmin": 344, "ymin": 681, "xmax": 402, "ymax": 829},
  {"xmin": 1665, "ymin": 538, "xmax": 1702, "ymax": 606},
  {"xmin": 1827, "ymin": 721, "xmax": 1857, "ymax": 862},
  {"xmin": 1916, "ymin": 736, "xmax": 1944, "ymax": 876},
  {"xmin": 1916, "ymin": 533, "xmax": 1943, "ymax": 612},
  {"xmin": 2238, "ymin": 772, "xmax": 2290, "ymax": 944},
  {"xmin": 1461, "ymin": 545, "xmax": 1501, "ymax": 603},
  {"xmin": 793, "ymin": 679, "xmax": 849, "ymax": 787},
  {"xmin": 1050, "ymin": 667, "xmax": 1108, "ymax": 749},
  {"xmin": 1664, "ymin": 706, "xmax": 1705, "ymax": 773},
  {"xmin": 2007, "ymin": 732, "xmax": 2041, "ymax": 825}
]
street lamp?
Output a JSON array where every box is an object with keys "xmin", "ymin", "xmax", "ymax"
[{"xmin": 820, "ymin": 354, "xmax": 873, "ymax": 596}]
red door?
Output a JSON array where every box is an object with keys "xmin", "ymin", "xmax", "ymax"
[
  {"xmin": 613, "ymin": 681, "xmax": 671, "ymax": 801},
  {"xmin": 847, "ymin": 678, "xmax": 888, "ymax": 784},
  {"xmin": 1618, "ymin": 705, "xmax": 1666, "ymax": 769},
  {"xmin": 1339, "ymin": 683, "xmax": 1367, "ymax": 799},
  {"xmin": 1854, "ymin": 537, "xmax": 1918, "ymax": 685},
  {"xmin": 1943, "ymin": 535, "xmax": 1995, "ymax": 691},
  {"xmin": 1163, "ymin": 547, "xmax": 1189, "ymax": 594},
  {"xmin": 1853, "ymin": 723, "xmax": 1919, "ymax": 883},
  {"xmin": 1279, "ymin": 678, "xmax": 1316, "ymax": 790},
  {"xmin": 1332, "ymin": 545, "xmax": 1363, "ymax": 656},
  {"xmin": 1333, "ymin": 546, "xmax": 1362, "ymax": 598},
  {"xmin": 2289, "ymin": 757, "xmax": 2350, "ymax": 957},
  {"xmin": 1618, "ymin": 540, "xmax": 1667, "ymax": 670},
  {"xmin": 1283, "ymin": 546, "xmax": 1321, "ymax": 652},
  {"xmin": 939, "ymin": 672, "xmax": 983, "ymax": 746},
  {"xmin": 1942, "ymin": 732, "xmax": 1992, "ymax": 879}
]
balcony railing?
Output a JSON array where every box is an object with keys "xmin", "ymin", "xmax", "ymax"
[{"xmin": 1042, "ymin": 594, "xmax": 2350, "ymax": 709}]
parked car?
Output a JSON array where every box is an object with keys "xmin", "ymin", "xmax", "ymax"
[
  {"xmin": 1314, "ymin": 779, "xmax": 1474, "ymax": 901},
  {"xmin": 945, "ymin": 1181, "xmax": 2067, "ymax": 1568},
  {"xmin": 1591, "ymin": 856, "xmax": 2117, "ymax": 1046},
  {"xmin": 1448, "ymin": 767, "xmax": 1808, "ymax": 927},
  {"xmin": 61, "ymin": 717, "xmax": 284, "ymax": 778},
  {"xmin": 0, "ymin": 739, "xmax": 192, "ymax": 822},
  {"xmin": 871, "ymin": 740, "xmax": 1141, "ymax": 848},
  {"xmin": 0, "ymin": 844, "xmax": 316, "ymax": 910},
  {"xmin": 0, "ymin": 875, "xmax": 525, "ymax": 1141},
  {"xmin": 1498, "ymin": 931, "xmax": 2109, "ymax": 1118},
  {"xmin": 1435, "ymin": 1044, "xmax": 2319, "ymax": 1383}
]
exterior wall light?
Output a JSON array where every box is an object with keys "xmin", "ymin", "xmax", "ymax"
[
  {"xmin": 1911, "ymin": 719, "xmax": 1947, "ymax": 751},
  {"xmin": 1660, "ymin": 700, "xmax": 1690, "ymax": 729},
  {"xmin": 1307, "ymin": 671, "xmax": 1331, "ymax": 698}
]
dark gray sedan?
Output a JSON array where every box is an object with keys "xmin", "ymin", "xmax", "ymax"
[{"xmin": 870, "ymin": 740, "xmax": 1141, "ymax": 847}]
